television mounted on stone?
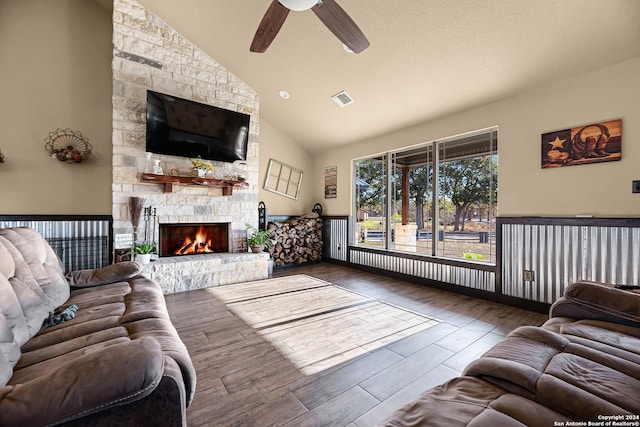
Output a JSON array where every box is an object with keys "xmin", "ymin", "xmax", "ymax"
[{"xmin": 146, "ymin": 90, "xmax": 249, "ymax": 163}]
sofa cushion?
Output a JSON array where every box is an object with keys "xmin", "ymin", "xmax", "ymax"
[
  {"xmin": 551, "ymin": 280, "xmax": 640, "ymax": 326},
  {"xmin": 0, "ymin": 229, "xmax": 70, "ymax": 346},
  {"xmin": 0, "ymin": 228, "xmax": 69, "ymax": 311},
  {"xmin": 463, "ymin": 327, "xmax": 569, "ymax": 399},
  {"xmin": 0, "ymin": 240, "xmax": 15, "ymax": 279},
  {"xmin": 67, "ymin": 261, "xmax": 143, "ymax": 287},
  {"xmin": 2, "ymin": 261, "xmax": 51, "ymax": 340},
  {"xmin": 12, "ymin": 278, "xmax": 196, "ymax": 406},
  {"xmin": 0, "ymin": 336, "xmax": 164, "ymax": 426},
  {"xmin": 380, "ymin": 377, "xmax": 572, "ymax": 427},
  {"xmin": 543, "ymin": 318, "xmax": 640, "ymax": 365},
  {"xmin": 0, "ymin": 276, "xmax": 25, "ymax": 347},
  {"xmin": 463, "ymin": 325, "xmax": 640, "ymax": 420},
  {"xmin": 0, "ymin": 312, "xmax": 18, "ymax": 386}
]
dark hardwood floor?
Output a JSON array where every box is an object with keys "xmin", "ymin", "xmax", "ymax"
[{"xmin": 165, "ymin": 262, "xmax": 548, "ymax": 427}]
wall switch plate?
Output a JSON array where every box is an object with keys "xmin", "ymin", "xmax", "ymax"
[
  {"xmin": 523, "ymin": 270, "xmax": 535, "ymax": 282},
  {"xmin": 633, "ymin": 180, "xmax": 640, "ymax": 193}
]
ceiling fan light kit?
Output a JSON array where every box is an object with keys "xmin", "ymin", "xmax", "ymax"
[
  {"xmin": 278, "ymin": 0, "xmax": 319, "ymax": 12},
  {"xmin": 251, "ymin": 0, "xmax": 369, "ymax": 54}
]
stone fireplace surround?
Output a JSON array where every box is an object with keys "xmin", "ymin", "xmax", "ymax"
[{"xmin": 112, "ymin": 0, "xmax": 268, "ymax": 292}]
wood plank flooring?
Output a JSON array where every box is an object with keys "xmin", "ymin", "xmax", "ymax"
[
  {"xmin": 208, "ymin": 275, "xmax": 439, "ymax": 375},
  {"xmin": 165, "ymin": 262, "xmax": 548, "ymax": 427}
]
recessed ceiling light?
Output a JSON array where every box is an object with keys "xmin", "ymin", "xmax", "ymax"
[{"xmin": 278, "ymin": 90, "xmax": 290, "ymax": 99}]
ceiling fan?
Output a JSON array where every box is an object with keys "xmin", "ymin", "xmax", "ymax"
[{"xmin": 250, "ymin": 0, "xmax": 370, "ymax": 54}]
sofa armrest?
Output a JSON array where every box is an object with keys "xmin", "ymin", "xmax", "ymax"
[
  {"xmin": 463, "ymin": 326, "xmax": 569, "ymax": 399},
  {"xmin": 0, "ymin": 336, "xmax": 164, "ymax": 426},
  {"xmin": 67, "ymin": 261, "xmax": 143, "ymax": 288},
  {"xmin": 550, "ymin": 280, "xmax": 640, "ymax": 326}
]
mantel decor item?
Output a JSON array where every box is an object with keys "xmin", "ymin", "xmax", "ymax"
[
  {"xmin": 541, "ymin": 119, "xmax": 622, "ymax": 168},
  {"xmin": 44, "ymin": 128, "xmax": 93, "ymax": 163},
  {"xmin": 189, "ymin": 156, "xmax": 213, "ymax": 178},
  {"xmin": 152, "ymin": 159, "xmax": 163, "ymax": 175}
]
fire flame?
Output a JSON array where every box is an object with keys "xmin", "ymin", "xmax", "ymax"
[{"xmin": 174, "ymin": 226, "xmax": 215, "ymax": 255}]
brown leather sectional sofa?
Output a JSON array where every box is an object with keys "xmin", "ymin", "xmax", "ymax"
[
  {"xmin": 0, "ymin": 227, "xmax": 196, "ymax": 426},
  {"xmin": 382, "ymin": 280, "xmax": 640, "ymax": 426}
]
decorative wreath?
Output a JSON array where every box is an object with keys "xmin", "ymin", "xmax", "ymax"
[{"xmin": 44, "ymin": 128, "xmax": 93, "ymax": 163}]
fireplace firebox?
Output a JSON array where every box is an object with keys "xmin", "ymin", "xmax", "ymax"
[{"xmin": 159, "ymin": 223, "xmax": 230, "ymax": 257}]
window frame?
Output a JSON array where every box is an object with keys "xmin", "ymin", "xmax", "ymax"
[{"xmin": 352, "ymin": 127, "xmax": 498, "ymax": 264}]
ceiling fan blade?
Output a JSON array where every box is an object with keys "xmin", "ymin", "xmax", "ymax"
[
  {"xmin": 250, "ymin": 0, "xmax": 290, "ymax": 53},
  {"xmin": 312, "ymin": 0, "xmax": 369, "ymax": 53}
]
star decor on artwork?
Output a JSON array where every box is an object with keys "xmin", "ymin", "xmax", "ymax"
[{"xmin": 548, "ymin": 136, "xmax": 566, "ymax": 150}]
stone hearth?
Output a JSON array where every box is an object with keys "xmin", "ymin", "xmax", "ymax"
[{"xmin": 141, "ymin": 252, "xmax": 269, "ymax": 294}]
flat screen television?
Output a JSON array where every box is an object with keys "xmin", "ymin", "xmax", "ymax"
[{"xmin": 146, "ymin": 90, "xmax": 250, "ymax": 163}]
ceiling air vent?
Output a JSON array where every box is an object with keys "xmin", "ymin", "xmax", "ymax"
[{"xmin": 331, "ymin": 91, "xmax": 354, "ymax": 107}]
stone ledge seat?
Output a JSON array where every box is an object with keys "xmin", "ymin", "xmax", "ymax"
[{"xmin": 0, "ymin": 227, "xmax": 196, "ymax": 426}]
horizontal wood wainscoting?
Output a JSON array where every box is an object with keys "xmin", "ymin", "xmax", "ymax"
[{"xmin": 321, "ymin": 216, "xmax": 640, "ymax": 313}]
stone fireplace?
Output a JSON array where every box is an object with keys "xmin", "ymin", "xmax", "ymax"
[
  {"xmin": 111, "ymin": 0, "xmax": 268, "ymax": 293},
  {"xmin": 159, "ymin": 223, "xmax": 230, "ymax": 257}
]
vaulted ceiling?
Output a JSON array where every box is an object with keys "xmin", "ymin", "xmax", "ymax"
[{"xmin": 128, "ymin": 0, "xmax": 640, "ymax": 154}]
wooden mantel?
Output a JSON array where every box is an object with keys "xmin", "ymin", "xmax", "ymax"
[{"xmin": 141, "ymin": 173, "xmax": 249, "ymax": 195}]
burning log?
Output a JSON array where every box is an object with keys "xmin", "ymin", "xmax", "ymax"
[{"xmin": 173, "ymin": 226, "xmax": 216, "ymax": 255}]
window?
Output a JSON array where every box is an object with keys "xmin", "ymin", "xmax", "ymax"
[
  {"xmin": 354, "ymin": 154, "xmax": 387, "ymax": 249},
  {"xmin": 353, "ymin": 128, "xmax": 497, "ymax": 263}
]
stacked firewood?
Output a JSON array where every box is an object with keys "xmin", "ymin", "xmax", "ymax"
[{"xmin": 267, "ymin": 214, "xmax": 323, "ymax": 266}]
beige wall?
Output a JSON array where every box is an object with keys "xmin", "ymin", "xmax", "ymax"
[
  {"xmin": 3, "ymin": 1, "xmax": 638, "ymax": 220},
  {"xmin": 314, "ymin": 57, "xmax": 640, "ymax": 217},
  {"xmin": 258, "ymin": 119, "xmax": 315, "ymax": 215},
  {"xmin": 0, "ymin": 0, "xmax": 112, "ymax": 214}
]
